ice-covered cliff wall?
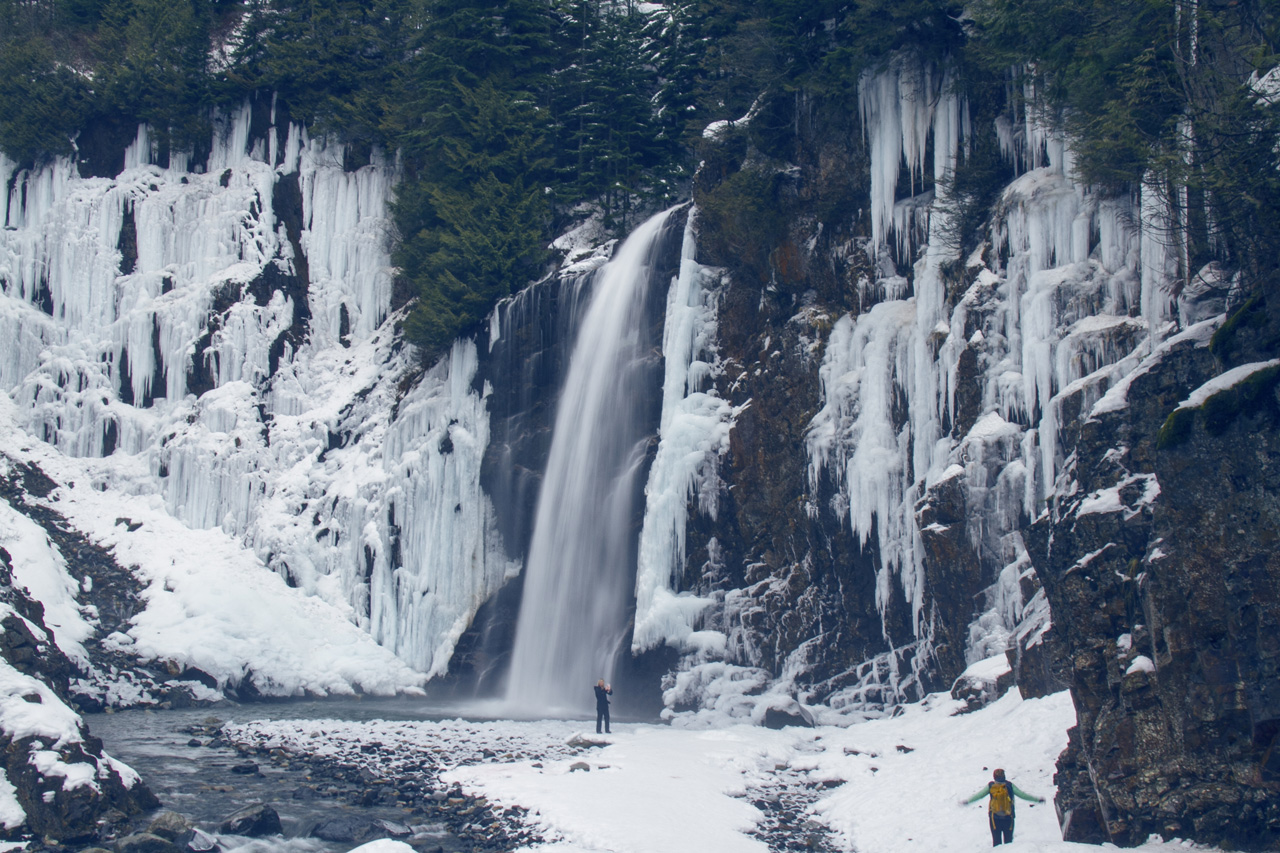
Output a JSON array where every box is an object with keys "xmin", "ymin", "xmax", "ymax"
[
  {"xmin": 1, "ymin": 101, "xmax": 514, "ymax": 681},
  {"xmin": 650, "ymin": 53, "xmax": 1207, "ymax": 721}
]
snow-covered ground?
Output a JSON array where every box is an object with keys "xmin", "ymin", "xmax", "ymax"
[{"xmin": 240, "ymin": 687, "xmax": 1222, "ymax": 853}]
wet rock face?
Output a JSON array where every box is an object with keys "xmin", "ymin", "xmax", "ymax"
[
  {"xmin": 1030, "ymin": 317, "xmax": 1280, "ymax": 850},
  {"xmin": 679, "ymin": 104, "xmax": 941, "ymax": 702}
]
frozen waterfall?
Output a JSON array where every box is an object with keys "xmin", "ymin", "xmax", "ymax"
[{"xmin": 505, "ymin": 208, "xmax": 679, "ymax": 713}]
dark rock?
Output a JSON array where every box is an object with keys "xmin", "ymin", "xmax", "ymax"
[
  {"xmin": 218, "ymin": 803, "xmax": 281, "ymax": 837},
  {"xmin": 186, "ymin": 739, "xmax": 202, "ymax": 748},
  {"xmin": 1053, "ymin": 726, "xmax": 1108, "ymax": 844},
  {"xmin": 310, "ymin": 815, "xmax": 379, "ymax": 843},
  {"xmin": 229, "ymin": 762, "xmax": 259, "ymax": 775},
  {"xmin": 761, "ymin": 699, "xmax": 815, "ymax": 729},
  {"xmin": 1029, "ymin": 320, "xmax": 1280, "ymax": 849},
  {"xmin": 146, "ymin": 810, "xmax": 192, "ymax": 841},
  {"xmin": 1006, "ymin": 622, "xmax": 1069, "ymax": 700},
  {"xmin": 114, "ymin": 832, "xmax": 182, "ymax": 853}
]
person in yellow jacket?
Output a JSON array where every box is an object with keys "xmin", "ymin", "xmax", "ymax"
[{"xmin": 961, "ymin": 768, "xmax": 1045, "ymax": 846}]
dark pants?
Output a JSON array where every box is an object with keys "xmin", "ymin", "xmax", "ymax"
[
  {"xmin": 990, "ymin": 814, "xmax": 1014, "ymax": 846},
  {"xmin": 596, "ymin": 705, "xmax": 610, "ymax": 733}
]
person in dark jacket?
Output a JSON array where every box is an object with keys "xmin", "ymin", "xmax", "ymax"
[
  {"xmin": 962, "ymin": 768, "xmax": 1044, "ymax": 846},
  {"xmin": 594, "ymin": 679, "xmax": 612, "ymax": 734}
]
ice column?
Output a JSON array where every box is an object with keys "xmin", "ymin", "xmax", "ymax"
[{"xmin": 633, "ymin": 209, "xmax": 738, "ymax": 654}]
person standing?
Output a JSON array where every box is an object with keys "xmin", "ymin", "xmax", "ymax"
[
  {"xmin": 594, "ymin": 679, "xmax": 612, "ymax": 734},
  {"xmin": 962, "ymin": 768, "xmax": 1045, "ymax": 846}
]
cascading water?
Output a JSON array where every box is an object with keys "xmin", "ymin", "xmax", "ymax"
[{"xmin": 504, "ymin": 208, "xmax": 679, "ymax": 714}]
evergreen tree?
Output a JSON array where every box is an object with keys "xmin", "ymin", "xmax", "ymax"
[
  {"xmin": 970, "ymin": 0, "xmax": 1280, "ymax": 286},
  {"xmin": 229, "ymin": 0, "xmax": 411, "ymax": 144},
  {"xmin": 0, "ymin": 22, "xmax": 91, "ymax": 163},
  {"xmin": 96, "ymin": 0, "xmax": 214, "ymax": 152},
  {"xmin": 390, "ymin": 0, "xmax": 557, "ymax": 361},
  {"xmin": 551, "ymin": 2, "xmax": 665, "ymax": 229}
]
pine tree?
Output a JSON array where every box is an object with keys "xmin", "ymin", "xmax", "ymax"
[
  {"xmin": 229, "ymin": 0, "xmax": 411, "ymax": 144},
  {"xmin": 390, "ymin": 0, "xmax": 557, "ymax": 362},
  {"xmin": 96, "ymin": 0, "xmax": 213, "ymax": 152}
]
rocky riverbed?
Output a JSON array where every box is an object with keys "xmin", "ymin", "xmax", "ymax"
[{"xmin": 33, "ymin": 701, "xmax": 849, "ymax": 853}]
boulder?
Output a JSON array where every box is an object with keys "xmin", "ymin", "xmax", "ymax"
[
  {"xmin": 759, "ymin": 697, "xmax": 815, "ymax": 729},
  {"xmin": 146, "ymin": 810, "xmax": 192, "ymax": 841},
  {"xmin": 310, "ymin": 814, "xmax": 379, "ymax": 843},
  {"xmin": 949, "ymin": 655, "xmax": 1015, "ymax": 712},
  {"xmin": 114, "ymin": 832, "xmax": 182, "ymax": 853},
  {"xmin": 218, "ymin": 803, "xmax": 281, "ymax": 837}
]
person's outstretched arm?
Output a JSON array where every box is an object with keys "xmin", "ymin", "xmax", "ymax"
[
  {"xmin": 962, "ymin": 785, "xmax": 991, "ymax": 804},
  {"xmin": 1010, "ymin": 783, "xmax": 1046, "ymax": 803}
]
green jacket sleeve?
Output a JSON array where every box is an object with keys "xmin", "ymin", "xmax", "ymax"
[
  {"xmin": 1010, "ymin": 783, "xmax": 1041, "ymax": 802},
  {"xmin": 964, "ymin": 784, "xmax": 991, "ymax": 804}
]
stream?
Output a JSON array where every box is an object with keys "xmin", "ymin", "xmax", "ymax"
[{"xmin": 87, "ymin": 696, "xmax": 589, "ymax": 852}]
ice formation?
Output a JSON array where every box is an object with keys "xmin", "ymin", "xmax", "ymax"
[
  {"xmin": 807, "ymin": 55, "xmax": 1189, "ymax": 707},
  {"xmin": 633, "ymin": 209, "xmax": 740, "ymax": 655},
  {"xmin": 1, "ymin": 103, "xmax": 508, "ymax": 689}
]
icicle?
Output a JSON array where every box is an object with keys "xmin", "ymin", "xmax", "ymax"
[
  {"xmin": 122, "ymin": 126, "xmax": 154, "ymax": 172},
  {"xmin": 1139, "ymin": 177, "xmax": 1178, "ymax": 349},
  {"xmin": 299, "ymin": 138, "xmax": 397, "ymax": 345}
]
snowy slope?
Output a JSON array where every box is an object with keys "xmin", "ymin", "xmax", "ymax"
[{"xmin": 0, "ymin": 391, "xmax": 425, "ymax": 698}]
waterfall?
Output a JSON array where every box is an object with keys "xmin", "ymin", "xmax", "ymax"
[{"xmin": 505, "ymin": 208, "xmax": 679, "ymax": 714}]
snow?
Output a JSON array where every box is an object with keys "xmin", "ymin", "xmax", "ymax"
[
  {"xmin": 702, "ymin": 98, "xmax": 763, "ymax": 141},
  {"xmin": 1076, "ymin": 474, "xmax": 1160, "ymax": 519},
  {"xmin": 0, "ymin": 501, "xmax": 92, "ymax": 666},
  {"xmin": 1175, "ymin": 359, "xmax": 1280, "ymax": 411},
  {"xmin": 959, "ymin": 653, "xmax": 1011, "ymax": 683},
  {"xmin": 1126, "ymin": 655, "xmax": 1156, "ymax": 675},
  {"xmin": 0, "ymin": 770, "xmax": 21, "ymax": 833},
  {"xmin": 225, "ymin": 687, "xmax": 1226, "ymax": 853},
  {"xmin": 348, "ymin": 843, "xmax": 416, "ymax": 853}
]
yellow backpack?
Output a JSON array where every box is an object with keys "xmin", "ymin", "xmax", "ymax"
[{"xmin": 989, "ymin": 781, "xmax": 1013, "ymax": 816}]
